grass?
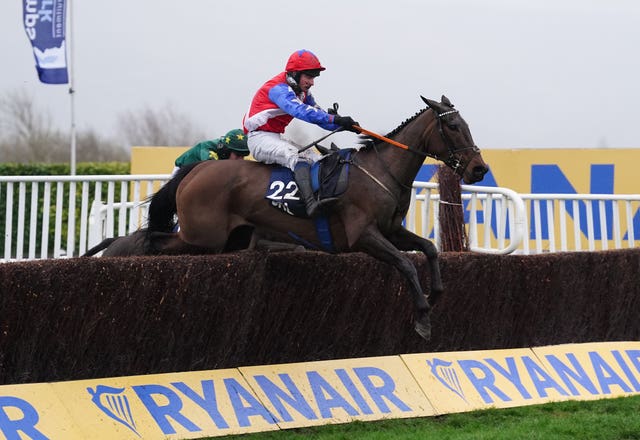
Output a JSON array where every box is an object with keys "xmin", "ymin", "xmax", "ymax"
[{"xmin": 210, "ymin": 395, "xmax": 640, "ymax": 440}]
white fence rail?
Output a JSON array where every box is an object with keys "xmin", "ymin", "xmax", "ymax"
[
  {"xmin": 518, "ymin": 193, "xmax": 640, "ymax": 254},
  {"xmin": 87, "ymin": 200, "xmax": 151, "ymax": 252},
  {"xmin": 407, "ymin": 182, "xmax": 527, "ymax": 254},
  {"xmin": 2, "ymin": 175, "xmax": 639, "ymax": 261},
  {"xmin": 407, "ymin": 182, "xmax": 640, "ymax": 254},
  {"xmin": 1, "ymin": 175, "xmax": 169, "ymax": 261}
]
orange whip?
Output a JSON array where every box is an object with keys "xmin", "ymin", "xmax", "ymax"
[{"xmin": 354, "ymin": 126, "xmax": 411, "ymax": 151}]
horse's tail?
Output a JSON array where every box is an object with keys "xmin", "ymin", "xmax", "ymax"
[
  {"xmin": 82, "ymin": 237, "xmax": 119, "ymax": 257},
  {"xmin": 147, "ymin": 162, "xmax": 199, "ymax": 233}
]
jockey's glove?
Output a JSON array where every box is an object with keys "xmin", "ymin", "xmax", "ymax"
[{"xmin": 334, "ymin": 115, "xmax": 360, "ymax": 133}]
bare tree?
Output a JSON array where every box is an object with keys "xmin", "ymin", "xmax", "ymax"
[
  {"xmin": 76, "ymin": 128, "xmax": 128, "ymax": 162},
  {"xmin": 0, "ymin": 89, "xmax": 66, "ymax": 162},
  {"xmin": 0, "ymin": 90, "xmax": 204, "ymax": 163},
  {"xmin": 0, "ymin": 88, "xmax": 126, "ymax": 163},
  {"xmin": 116, "ymin": 102, "xmax": 205, "ymax": 147}
]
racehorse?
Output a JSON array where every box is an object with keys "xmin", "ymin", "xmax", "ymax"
[{"xmin": 145, "ymin": 95, "xmax": 489, "ymax": 340}]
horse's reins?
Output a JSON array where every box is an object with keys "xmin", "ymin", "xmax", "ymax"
[
  {"xmin": 346, "ymin": 108, "xmax": 481, "ymax": 207},
  {"xmin": 355, "ymin": 108, "xmax": 481, "ymax": 179},
  {"xmin": 298, "ymin": 128, "xmax": 342, "ymax": 153},
  {"xmin": 353, "ymin": 126, "xmax": 424, "ymax": 196},
  {"xmin": 297, "ymin": 107, "xmax": 480, "ymax": 201}
]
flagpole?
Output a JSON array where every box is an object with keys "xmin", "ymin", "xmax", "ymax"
[{"xmin": 68, "ymin": 0, "xmax": 76, "ymax": 175}]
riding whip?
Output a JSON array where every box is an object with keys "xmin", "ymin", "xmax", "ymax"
[
  {"xmin": 298, "ymin": 128, "xmax": 342, "ymax": 153},
  {"xmin": 353, "ymin": 126, "xmax": 412, "ymax": 151}
]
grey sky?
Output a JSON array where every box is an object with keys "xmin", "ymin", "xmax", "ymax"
[{"xmin": 2, "ymin": 0, "xmax": 639, "ymax": 149}]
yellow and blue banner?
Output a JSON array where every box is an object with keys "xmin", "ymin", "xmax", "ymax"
[
  {"xmin": 1, "ymin": 341, "xmax": 639, "ymax": 439},
  {"xmin": 414, "ymin": 149, "xmax": 640, "ymax": 246}
]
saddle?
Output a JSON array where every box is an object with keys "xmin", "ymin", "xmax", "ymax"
[{"xmin": 264, "ymin": 148, "xmax": 354, "ymax": 252}]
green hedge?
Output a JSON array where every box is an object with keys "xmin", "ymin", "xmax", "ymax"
[
  {"xmin": 0, "ymin": 162, "xmax": 130, "ymax": 176},
  {"xmin": 1, "ymin": 163, "xmax": 131, "ymax": 258}
]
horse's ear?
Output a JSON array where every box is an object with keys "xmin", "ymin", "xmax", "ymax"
[
  {"xmin": 421, "ymin": 95, "xmax": 434, "ymax": 107},
  {"xmin": 441, "ymin": 95, "xmax": 453, "ymax": 107}
]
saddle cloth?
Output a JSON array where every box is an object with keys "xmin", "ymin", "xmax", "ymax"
[
  {"xmin": 264, "ymin": 149, "xmax": 354, "ymax": 252},
  {"xmin": 265, "ymin": 149, "xmax": 353, "ymax": 218}
]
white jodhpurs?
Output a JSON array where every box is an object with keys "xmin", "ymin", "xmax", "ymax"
[{"xmin": 247, "ymin": 131, "xmax": 319, "ymax": 171}]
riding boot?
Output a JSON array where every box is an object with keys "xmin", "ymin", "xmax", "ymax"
[{"xmin": 294, "ymin": 163, "xmax": 338, "ymax": 217}]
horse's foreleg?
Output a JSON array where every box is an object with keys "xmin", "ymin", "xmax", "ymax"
[
  {"xmin": 356, "ymin": 227, "xmax": 431, "ymax": 341},
  {"xmin": 388, "ymin": 227, "xmax": 444, "ymax": 305}
]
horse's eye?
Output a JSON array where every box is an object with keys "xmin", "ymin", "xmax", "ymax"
[{"xmin": 447, "ymin": 124, "xmax": 459, "ymax": 131}]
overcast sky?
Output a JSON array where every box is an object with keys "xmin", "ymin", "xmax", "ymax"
[{"xmin": 2, "ymin": 0, "xmax": 639, "ymax": 149}]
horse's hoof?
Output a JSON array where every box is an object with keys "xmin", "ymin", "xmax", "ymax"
[{"xmin": 414, "ymin": 315, "xmax": 432, "ymax": 342}]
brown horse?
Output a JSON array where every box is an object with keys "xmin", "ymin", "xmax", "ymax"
[{"xmin": 146, "ymin": 95, "xmax": 489, "ymax": 340}]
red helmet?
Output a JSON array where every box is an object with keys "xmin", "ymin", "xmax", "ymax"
[{"xmin": 285, "ymin": 49, "xmax": 326, "ymax": 73}]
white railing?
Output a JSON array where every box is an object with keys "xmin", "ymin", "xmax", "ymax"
[
  {"xmin": 87, "ymin": 200, "xmax": 151, "ymax": 251},
  {"xmin": 1, "ymin": 175, "xmax": 169, "ymax": 261},
  {"xmin": 406, "ymin": 182, "xmax": 527, "ymax": 254},
  {"xmin": 518, "ymin": 193, "xmax": 640, "ymax": 254},
  {"xmin": 2, "ymin": 174, "xmax": 639, "ymax": 261},
  {"xmin": 406, "ymin": 183, "xmax": 640, "ymax": 255}
]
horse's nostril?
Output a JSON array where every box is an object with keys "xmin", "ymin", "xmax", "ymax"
[{"xmin": 473, "ymin": 165, "xmax": 488, "ymax": 177}]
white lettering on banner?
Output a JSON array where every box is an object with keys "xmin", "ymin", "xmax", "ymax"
[
  {"xmin": 428, "ymin": 349, "xmax": 640, "ymax": 404},
  {"xmin": 24, "ymin": 0, "xmax": 39, "ymax": 40},
  {"xmin": 23, "ymin": 0, "xmax": 58, "ymax": 40},
  {"xmin": 38, "ymin": 0, "xmax": 53, "ymax": 22}
]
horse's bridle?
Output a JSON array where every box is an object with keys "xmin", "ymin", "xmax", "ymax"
[
  {"xmin": 365, "ymin": 107, "xmax": 480, "ymax": 178},
  {"xmin": 351, "ymin": 106, "xmax": 482, "ymax": 207},
  {"xmin": 432, "ymin": 108, "xmax": 481, "ymax": 177}
]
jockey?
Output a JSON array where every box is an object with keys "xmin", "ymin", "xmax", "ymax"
[
  {"xmin": 243, "ymin": 49, "xmax": 359, "ymax": 217},
  {"xmin": 172, "ymin": 128, "xmax": 249, "ymax": 175}
]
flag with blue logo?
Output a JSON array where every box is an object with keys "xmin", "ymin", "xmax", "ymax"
[{"xmin": 23, "ymin": 0, "xmax": 69, "ymax": 84}]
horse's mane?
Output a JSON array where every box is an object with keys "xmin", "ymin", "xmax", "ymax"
[{"xmin": 359, "ymin": 106, "xmax": 430, "ymax": 150}]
